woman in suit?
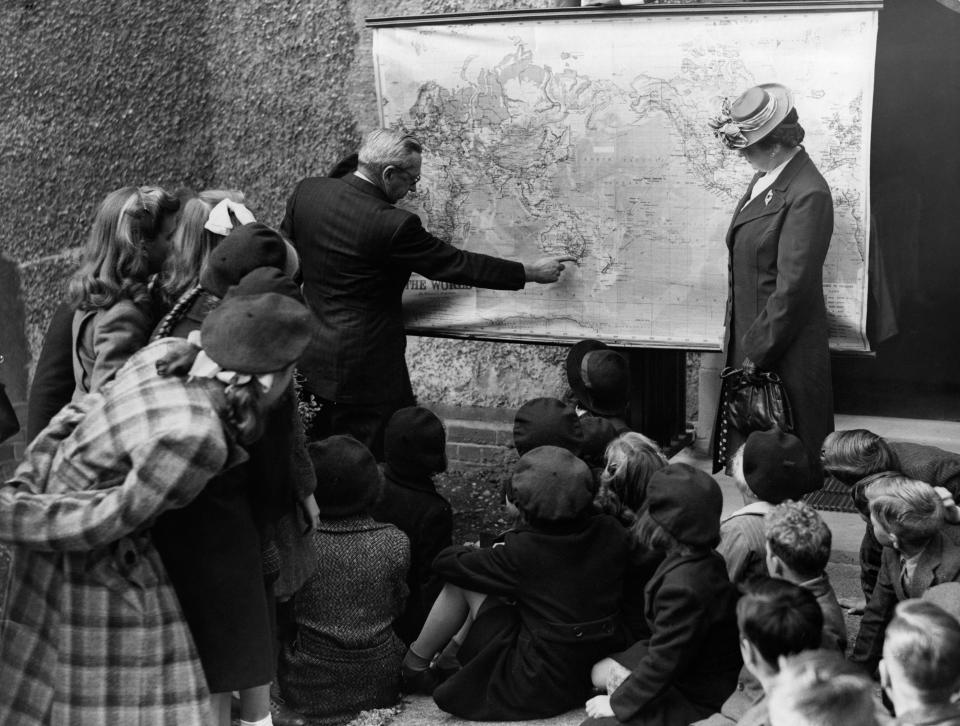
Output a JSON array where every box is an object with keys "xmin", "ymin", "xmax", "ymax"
[{"xmin": 708, "ymin": 83, "xmax": 834, "ymax": 483}]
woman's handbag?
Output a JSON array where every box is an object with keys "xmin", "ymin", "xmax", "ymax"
[
  {"xmin": 720, "ymin": 366, "xmax": 794, "ymax": 435},
  {"xmin": 0, "ymin": 382, "xmax": 20, "ymax": 444}
]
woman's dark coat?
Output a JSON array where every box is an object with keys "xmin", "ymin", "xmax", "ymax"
[
  {"xmin": 714, "ymin": 148, "xmax": 835, "ymax": 479},
  {"xmin": 432, "ymin": 515, "xmax": 632, "ymax": 721}
]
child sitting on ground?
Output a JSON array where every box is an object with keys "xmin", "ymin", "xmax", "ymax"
[
  {"xmin": 401, "ymin": 445, "xmax": 632, "ymax": 721},
  {"xmin": 851, "ymin": 475, "xmax": 960, "ymax": 676},
  {"xmin": 584, "ymin": 463, "xmax": 742, "ymax": 726},
  {"xmin": 718, "ymin": 428, "xmax": 813, "ymax": 585},
  {"xmin": 370, "ymin": 406, "xmax": 453, "ymax": 646},
  {"xmin": 566, "ymin": 339, "xmax": 633, "ymax": 435},
  {"xmin": 822, "ymin": 428, "xmax": 960, "ymax": 606},
  {"xmin": 694, "ymin": 502, "xmax": 848, "ymax": 726},
  {"xmin": 277, "ymin": 436, "xmax": 410, "ymax": 726},
  {"xmin": 594, "ymin": 432, "xmax": 669, "ymax": 526},
  {"xmin": 765, "ymin": 501, "xmax": 847, "ymax": 652},
  {"xmin": 513, "ymin": 396, "xmax": 618, "ymax": 476},
  {"xmin": 880, "ymin": 599, "xmax": 960, "ymax": 726},
  {"xmin": 767, "ymin": 650, "xmax": 881, "ymax": 726},
  {"xmin": 593, "ymin": 432, "xmax": 670, "ymax": 642}
]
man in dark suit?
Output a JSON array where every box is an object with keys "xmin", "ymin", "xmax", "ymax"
[{"xmin": 281, "ymin": 128, "xmax": 573, "ymax": 458}]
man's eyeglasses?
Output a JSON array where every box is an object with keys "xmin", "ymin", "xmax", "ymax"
[{"xmin": 393, "ymin": 167, "xmax": 420, "ymax": 185}]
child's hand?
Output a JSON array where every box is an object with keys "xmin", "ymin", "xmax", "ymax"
[
  {"xmin": 585, "ymin": 695, "xmax": 614, "ymax": 719},
  {"xmin": 462, "ymin": 540, "xmax": 480, "ymax": 549},
  {"xmin": 934, "ymin": 487, "xmax": 960, "ymax": 524}
]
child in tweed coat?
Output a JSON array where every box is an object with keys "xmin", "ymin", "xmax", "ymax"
[{"xmin": 277, "ymin": 435, "xmax": 410, "ymax": 725}]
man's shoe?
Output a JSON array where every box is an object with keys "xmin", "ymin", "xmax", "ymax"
[{"xmin": 270, "ymin": 695, "xmax": 307, "ymax": 726}]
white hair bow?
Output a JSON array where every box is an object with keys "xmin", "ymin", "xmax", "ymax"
[{"xmin": 204, "ymin": 199, "xmax": 257, "ymax": 236}]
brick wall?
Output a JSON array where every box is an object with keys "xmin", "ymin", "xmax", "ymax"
[{"xmin": 426, "ymin": 403, "xmax": 518, "ymax": 473}]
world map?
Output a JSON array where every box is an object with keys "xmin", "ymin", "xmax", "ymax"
[{"xmin": 372, "ymin": 9, "xmax": 878, "ymax": 350}]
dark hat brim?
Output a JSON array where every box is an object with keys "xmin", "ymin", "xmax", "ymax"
[{"xmin": 566, "ymin": 339, "xmax": 625, "ymax": 416}]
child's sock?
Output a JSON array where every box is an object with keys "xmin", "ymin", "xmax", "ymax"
[
  {"xmin": 402, "ymin": 644, "xmax": 432, "ymax": 672},
  {"xmin": 240, "ymin": 716, "xmax": 273, "ymax": 726}
]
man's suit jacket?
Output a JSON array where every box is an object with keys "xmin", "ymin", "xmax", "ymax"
[
  {"xmin": 852, "ymin": 523, "xmax": 960, "ymax": 674},
  {"xmin": 281, "ymin": 174, "xmax": 526, "ymax": 405}
]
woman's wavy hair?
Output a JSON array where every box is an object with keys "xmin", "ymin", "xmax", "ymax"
[
  {"xmin": 160, "ymin": 189, "xmax": 245, "ymax": 303},
  {"xmin": 595, "ymin": 432, "xmax": 668, "ymax": 524},
  {"xmin": 154, "ymin": 341, "xmax": 269, "ymax": 445},
  {"xmin": 68, "ymin": 186, "xmax": 180, "ymax": 311}
]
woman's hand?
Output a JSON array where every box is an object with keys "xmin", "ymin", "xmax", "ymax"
[
  {"xmin": 741, "ymin": 356, "xmax": 758, "ymax": 376},
  {"xmin": 585, "ymin": 695, "xmax": 614, "ymax": 719}
]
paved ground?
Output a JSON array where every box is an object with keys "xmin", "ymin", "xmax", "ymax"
[{"xmin": 387, "ymin": 445, "xmax": 867, "ymax": 726}]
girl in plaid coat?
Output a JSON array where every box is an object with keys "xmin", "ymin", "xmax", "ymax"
[{"xmin": 0, "ymin": 291, "xmax": 314, "ymax": 726}]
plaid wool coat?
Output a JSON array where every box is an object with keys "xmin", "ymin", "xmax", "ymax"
[{"xmin": 0, "ymin": 338, "xmax": 246, "ymax": 725}]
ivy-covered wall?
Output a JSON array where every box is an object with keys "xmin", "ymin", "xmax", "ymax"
[{"xmin": 1, "ymin": 0, "xmax": 573, "ymax": 419}]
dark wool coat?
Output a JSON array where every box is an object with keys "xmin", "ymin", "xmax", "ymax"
[
  {"xmin": 891, "ymin": 441, "xmax": 960, "ymax": 497},
  {"xmin": 26, "ymin": 302, "xmax": 75, "ymax": 441},
  {"xmin": 278, "ymin": 516, "xmax": 409, "ymax": 726},
  {"xmin": 713, "ymin": 149, "xmax": 834, "ymax": 479},
  {"xmin": 852, "ymin": 523, "xmax": 960, "ymax": 674},
  {"xmin": 280, "ymin": 174, "xmax": 526, "ymax": 407},
  {"xmin": 431, "ymin": 515, "xmax": 632, "ymax": 721},
  {"xmin": 370, "ymin": 466, "xmax": 453, "ymax": 645},
  {"xmin": 150, "ymin": 295, "xmax": 317, "ymax": 691},
  {"xmin": 608, "ymin": 550, "xmax": 742, "ymax": 726}
]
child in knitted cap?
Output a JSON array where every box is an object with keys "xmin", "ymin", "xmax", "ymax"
[
  {"xmin": 370, "ymin": 406, "xmax": 453, "ymax": 645},
  {"xmin": 717, "ymin": 427, "xmax": 812, "ymax": 585},
  {"xmin": 585, "ymin": 463, "xmax": 742, "ymax": 726},
  {"xmin": 401, "ymin": 445, "xmax": 632, "ymax": 721}
]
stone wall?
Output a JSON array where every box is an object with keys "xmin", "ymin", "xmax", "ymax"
[{"xmin": 1, "ymin": 0, "xmax": 614, "ymax": 474}]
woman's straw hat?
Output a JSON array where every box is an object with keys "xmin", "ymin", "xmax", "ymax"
[{"xmin": 709, "ymin": 83, "xmax": 794, "ymax": 149}]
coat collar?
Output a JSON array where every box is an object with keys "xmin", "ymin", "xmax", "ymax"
[
  {"xmin": 726, "ymin": 148, "xmax": 812, "ymax": 245},
  {"xmin": 344, "ymin": 171, "xmax": 392, "ymax": 204},
  {"xmin": 896, "ymin": 525, "xmax": 960, "ymax": 599}
]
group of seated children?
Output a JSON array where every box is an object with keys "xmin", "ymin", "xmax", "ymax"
[{"xmin": 272, "ymin": 337, "xmax": 960, "ymax": 726}]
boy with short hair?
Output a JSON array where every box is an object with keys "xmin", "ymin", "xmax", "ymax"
[
  {"xmin": 851, "ymin": 475, "xmax": 960, "ymax": 675},
  {"xmin": 764, "ymin": 501, "xmax": 847, "ymax": 652},
  {"xmin": 718, "ymin": 428, "xmax": 813, "ymax": 584},
  {"xmin": 692, "ymin": 578, "xmax": 823, "ymax": 726},
  {"xmin": 767, "ymin": 650, "xmax": 881, "ymax": 726},
  {"xmin": 880, "ymin": 599, "xmax": 960, "ymax": 726}
]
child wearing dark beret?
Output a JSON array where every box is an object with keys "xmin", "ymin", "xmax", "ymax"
[{"xmin": 402, "ymin": 445, "xmax": 632, "ymax": 721}]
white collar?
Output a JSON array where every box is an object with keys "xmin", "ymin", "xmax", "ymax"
[
  {"xmin": 354, "ymin": 169, "xmax": 376, "ymax": 185},
  {"xmin": 749, "ymin": 148, "xmax": 800, "ymax": 201},
  {"xmin": 724, "ymin": 500, "xmax": 776, "ymax": 522}
]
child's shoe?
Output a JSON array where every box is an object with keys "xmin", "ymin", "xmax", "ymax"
[{"xmin": 400, "ymin": 663, "xmax": 442, "ymax": 695}]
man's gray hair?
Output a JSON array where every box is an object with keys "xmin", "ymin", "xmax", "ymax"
[{"xmin": 358, "ymin": 128, "xmax": 422, "ymax": 173}]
